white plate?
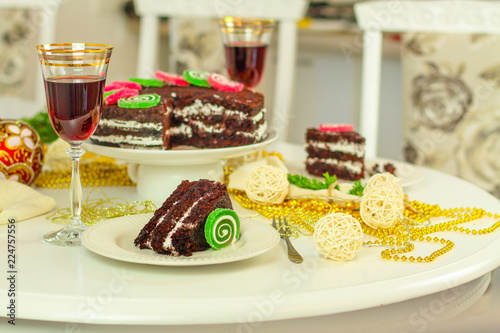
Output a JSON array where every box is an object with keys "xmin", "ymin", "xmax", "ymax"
[
  {"xmin": 84, "ymin": 130, "xmax": 278, "ymax": 165},
  {"xmin": 286, "ymin": 157, "xmax": 424, "ymax": 187},
  {"xmin": 81, "ymin": 213, "xmax": 280, "ymax": 266},
  {"xmin": 365, "ymin": 158, "xmax": 424, "ymax": 187}
]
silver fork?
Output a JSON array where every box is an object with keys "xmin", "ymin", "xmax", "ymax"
[{"xmin": 272, "ymin": 216, "xmax": 303, "ymax": 264}]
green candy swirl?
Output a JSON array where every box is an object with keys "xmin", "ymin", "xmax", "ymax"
[
  {"xmin": 205, "ymin": 208, "xmax": 240, "ymax": 250},
  {"xmin": 117, "ymin": 93, "xmax": 161, "ymax": 108},
  {"xmin": 183, "ymin": 70, "xmax": 211, "ymax": 87}
]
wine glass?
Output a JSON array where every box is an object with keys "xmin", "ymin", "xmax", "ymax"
[
  {"xmin": 219, "ymin": 17, "xmax": 275, "ymax": 88},
  {"xmin": 36, "ymin": 43, "xmax": 113, "ymax": 246}
]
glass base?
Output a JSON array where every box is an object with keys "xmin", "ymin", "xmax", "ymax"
[{"xmin": 43, "ymin": 224, "xmax": 87, "ymax": 246}]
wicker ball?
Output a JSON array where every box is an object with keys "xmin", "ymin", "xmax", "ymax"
[
  {"xmin": 360, "ymin": 186, "xmax": 405, "ymax": 229},
  {"xmin": 313, "ymin": 213, "xmax": 364, "ymax": 261},
  {"xmin": 245, "ymin": 165, "xmax": 289, "ymax": 205},
  {"xmin": 364, "ymin": 172, "xmax": 403, "ymax": 200}
]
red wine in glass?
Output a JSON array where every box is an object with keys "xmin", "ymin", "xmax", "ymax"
[
  {"xmin": 44, "ymin": 75, "xmax": 105, "ymax": 142},
  {"xmin": 224, "ymin": 42, "xmax": 267, "ymax": 88}
]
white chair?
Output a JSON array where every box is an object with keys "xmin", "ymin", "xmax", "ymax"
[
  {"xmin": 354, "ymin": 0, "xmax": 500, "ymax": 158},
  {"xmin": 0, "ymin": 0, "xmax": 59, "ymax": 118},
  {"xmin": 133, "ymin": 0, "xmax": 309, "ymax": 142}
]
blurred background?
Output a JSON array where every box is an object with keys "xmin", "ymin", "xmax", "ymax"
[{"xmin": 0, "ymin": 0, "xmax": 403, "ymax": 160}]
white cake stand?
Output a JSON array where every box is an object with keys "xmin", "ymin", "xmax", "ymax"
[{"xmin": 83, "ymin": 131, "xmax": 277, "ymax": 204}]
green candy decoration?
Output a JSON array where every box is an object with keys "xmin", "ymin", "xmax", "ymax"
[
  {"xmin": 205, "ymin": 208, "xmax": 240, "ymax": 250},
  {"xmin": 128, "ymin": 77, "xmax": 164, "ymax": 87},
  {"xmin": 183, "ymin": 70, "xmax": 211, "ymax": 87},
  {"xmin": 117, "ymin": 93, "xmax": 161, "ymax": 108}
]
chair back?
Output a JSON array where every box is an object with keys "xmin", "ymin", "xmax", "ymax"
[
  {"xmin": 133, "ymin": 0, "xmax": 309, "ymax": 141},
  {"xmin": 354, "ymin": 0, "xmax": 500, "ymax": 158}
]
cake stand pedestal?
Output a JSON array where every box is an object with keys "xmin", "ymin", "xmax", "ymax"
[
  {"xmin": 127, "ymin": 161, "xmax": 224, "ymax": 204},
  {"xmin": 84, "ymin": 131, "xmax": 277, "ymax": 205}
]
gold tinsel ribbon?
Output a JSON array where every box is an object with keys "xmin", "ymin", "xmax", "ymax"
[{"xmin": 46, "ymin": 189, "xmax": 156, "ymax": 225}]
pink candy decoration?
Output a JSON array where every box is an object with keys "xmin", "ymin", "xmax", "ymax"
[
  {"xmin": 105, "ymin": 88, "xmax": 139, "ymax": 105},
  {"xmin": 207, "ymin": 73, "xmax": 244, "ymax": 92},
  {"xmin": 155, "ymin": 70, "xmax": 189, "ymax": 87},
  {"xmin": 318, "ymin": 123, "xmax": 354, "ymax": 132},
  {"xmin": 104, "ymin": 81, "xmax": 142, "ymax": 92}
]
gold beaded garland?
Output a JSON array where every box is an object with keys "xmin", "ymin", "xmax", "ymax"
[
  {"xmin": 230, "ymin": 179, "xmax": 500, "ymax": 264},
  {"xmin": 231, "ymin": 189, "xmax": 331, "ymax": 236},
  {"xmin": 34, "ymin": 161, "xmax": 135, "ymax": 188},
  {"xmin": 231, "ymin": 153, "xmax": 500, "ymax": 264}
]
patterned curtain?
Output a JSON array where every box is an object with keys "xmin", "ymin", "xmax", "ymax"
[
  {"xmin": 402, "ymin": 32, "xmax": 500, "ymax": 197},
  {"xmin": 0, "ymin": 9, "xmax": 34, "ymax": 100}
]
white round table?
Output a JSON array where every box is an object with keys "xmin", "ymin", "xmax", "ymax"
[{"xmin": 1, "ymin": 142, "xmax": 499, "ymax": 332}]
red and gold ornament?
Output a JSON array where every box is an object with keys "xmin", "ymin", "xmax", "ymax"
[{"xmin": 0, "ymin": 119, "xmax": 45, "ymax": 185}]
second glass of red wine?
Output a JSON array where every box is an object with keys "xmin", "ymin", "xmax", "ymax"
[
  {"xmin": 36, "ymin": 43, "xmax": 113, "ymax": 246},
  {"xmin": 219, "ymin": 17, "xmax": 275, "ymax": 89}
]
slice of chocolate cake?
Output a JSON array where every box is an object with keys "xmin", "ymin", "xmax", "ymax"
[
  {"xmin": 134, "ymin": 179, "xmax": 233, "ymax": 256},
  {"xmin": 305, "ymin": 125, "xmax": 366, "ymax": 181},
  {"xmin": 90, "ymin": 100, "xmax": 172, "ymax": 149}
]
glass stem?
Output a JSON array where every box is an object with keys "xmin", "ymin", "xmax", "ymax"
[{"xmin": 67, "ymin": 144, "xmax": 85, "ymax": 229}]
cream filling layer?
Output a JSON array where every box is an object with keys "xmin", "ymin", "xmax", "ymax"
[
  {"xmin": 99, "ymin": 118, "xmax": 163, "ymax": 131},
  {"xmin": 167, "ymin": 121, "xmax": 267, "ymax": 141},
  {"xmin": 176, "ymin": 99, "xmax": 266, "ymax": 122},
  {"xmin": 161, "ymin": 196, "xmax": 204, "ymax": 255},
  {"xmin": 144, "ymin": 200, "xmax": 181, "ymax": 249},
  {"xmin": 308, "ymin": 140, "xmax": 365, "ymax": 158},
  {"xmin": 169, "ymin": 123, "xmax": 192, "ymax": 136},
  {"xmin": 244, "ymin": 122, "xmax": 267, "ymax": 140},
  {"xmin": 91, "ymin": 134, "xmax": 162, "ymax": 146},
  {"xmin": 306, "ymin": 157, "xmax": 364, "ymax": 174}
]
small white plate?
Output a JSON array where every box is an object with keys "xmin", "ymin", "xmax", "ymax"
[
  {"xmin": 82, "ymin": 213, "xmax": 280, "ymax": 266},
  {"xmin": 365, "ymin": 158, "xmax": 425, "ymax": 187},
  {"xmin": 286, "ymin": 157, "xmax": 424, "ymax": 187}
]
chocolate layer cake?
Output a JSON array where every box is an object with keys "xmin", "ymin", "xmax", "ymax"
[
  {"xmin": 91, "ymin": 101, "xmax": 171, "ymax": 149},
  {"xmin": 134, "ymin": 179, "xmax": 233, "ymax": 256},
  {"xmin": 305, "ymin": 128, "xmax": 366, "ymax": 181},
  {"xmin": 145, "ymin": 86, "xmax": 266, "ymax": 149},
  {"xmin": 90, "ymin": 85, "xmax": 266, "ymax": 149}
]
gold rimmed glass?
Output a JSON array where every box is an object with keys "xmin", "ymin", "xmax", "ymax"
[
  {"xmin": 36, "ymin": 43, "xmax": 113, "ymax": 246},
  {"xmin": 219, "ymin": 17, "xmax": 275, "ymax": 88}
]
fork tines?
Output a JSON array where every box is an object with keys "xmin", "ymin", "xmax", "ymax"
[{"xmin": 272, "ymin": 215, "xmax": 286, "ymax": 236}]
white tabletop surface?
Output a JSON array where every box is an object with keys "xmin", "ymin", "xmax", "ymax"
[{"xmin": 1, "ymin": 142, "xmax": 500, "ymax": 332}]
